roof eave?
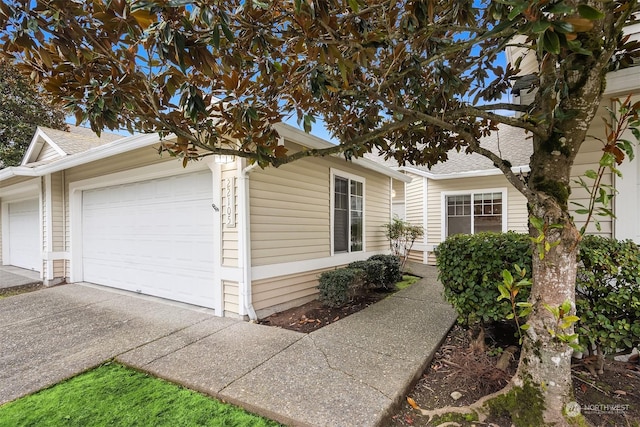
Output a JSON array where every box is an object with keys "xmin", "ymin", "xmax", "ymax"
[
  {"xmin": 273, "ymin": 123, "xmax": 412, "ymax": 182},
  {"xmin": 401, "ymin": 165, "xmax": 531, "ymax": 180}
]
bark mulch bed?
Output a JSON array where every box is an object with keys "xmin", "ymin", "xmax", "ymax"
[
  {"xmin": 258, "ymin": 288, "xmax": 396, "ymax": 334},
  {"xmin": 389, "ymin": 325, "xmax": 640, "ymax": 427}
]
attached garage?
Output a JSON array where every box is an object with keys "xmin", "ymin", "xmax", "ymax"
[
  {"xmin": 80, "ymin": 170, "xmax": 217, "ymax": 308},
  {"xmin": 7, "ymin": 199, "xmax": 41, "ymax": 271}
]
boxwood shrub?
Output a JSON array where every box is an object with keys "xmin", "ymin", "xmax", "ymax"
[
  {"xmin": 435, "ymin": 232, "xmax": 532, "ymax": 325},
  {"xmin": 318, "ymin": 268, "xmax": 363, "ymax": 308},
  {"xmin": 437, "ymin": 232, "xmax": 640, "ymax": 356},
  {"xmin": 368, "ymin": 254, "xmax": 403, "ymax": 287},
  {"xmin": 348, "ymin": 259, "xmax": 386, "ymax": 289},
  {"xmin": 577, "ymin": 235, "xmax": 640, "ymax": 356}
]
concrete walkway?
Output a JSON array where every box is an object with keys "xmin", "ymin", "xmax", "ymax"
[
  {"xmin": 0, "ymin": 266, "xmax": 42, "ymax": 292},
  {"xmin": 0, "ymin": 262, "xmax": 456, "ymax": 427}
]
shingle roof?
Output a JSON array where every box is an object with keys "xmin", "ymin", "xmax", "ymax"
[
  {"xmin": 40, "ymin": 126, "xmax": 123, "ymax": 155},
  {"xmin": 366, "ymin": 124, "xmax": 532, "ymax": 176}
]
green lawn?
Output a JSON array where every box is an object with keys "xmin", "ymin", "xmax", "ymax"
[{"xmin": 0, "ymin": 363, "xmax": 280, "ymax": 427}]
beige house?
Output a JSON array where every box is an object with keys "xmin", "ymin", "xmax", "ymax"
[
  {"xmin": 0, "ymin": 123, "xmax": 409, "ymax": 319},
  {"xmin": 389, "ymin": 22, "xmax": 640, "ymax": 264}
]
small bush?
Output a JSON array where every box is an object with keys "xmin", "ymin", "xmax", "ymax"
[
  {"xmin": 318, "ymin": 268, "xmax": 362, "ymax": 308},
  {"xmin": 368, "ymin": 254, "xmax": 403, "ymax": 286},
  {"xmin": 577, "ymin": 235, "xmax": 640, "ymax": 356},
  {"xmin": 436, "ymin": 232, "xmax": 532, "ymax": 325},
  {"xmin": 348, "ymin": 259, "xmax": 387, "ymax": 289}
]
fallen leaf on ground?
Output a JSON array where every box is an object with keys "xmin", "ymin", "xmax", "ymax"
[{"xmin": 406, "ymin": 396, "xmax": 420, "ymax": 410}]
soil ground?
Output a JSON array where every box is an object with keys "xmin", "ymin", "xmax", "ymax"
[
  {"xmin": 259, "ymin": 288, "xmax": 395, "ymax": 334},
  {"xmin": 389, "ymin": 325, "xmax": 640, "ymax": 427}
]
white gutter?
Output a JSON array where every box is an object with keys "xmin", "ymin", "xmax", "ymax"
[
  {"xmin": 0, "ymin": 133, "xmax": 162, "ymax": 182},
  {"xmin": 239, "ymin": 159, "xmax": 260, "ymax": 321},
  {"xmin": 272, "ymin": 123, "xmax": 412, "ymax": 183},
  {"xmin": 401, "ymin": 164, "xmax": 531, "ymax": 180}
]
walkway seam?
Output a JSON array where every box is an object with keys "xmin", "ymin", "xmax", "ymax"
[
  {"xmin": 218, "ymin": 332, "xmax": 307, "ymax": 393},
  {"xmin": 308, "ymin": 335, "xmax": 393, "ymax": 400},
  {"xmin": 114, "ymin": 318, "xmax": 239, "ymax": 367}
]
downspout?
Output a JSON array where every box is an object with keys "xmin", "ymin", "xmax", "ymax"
[{"xmin": 240, "ymin": 160, "xmax": 260, "ymax": 322}]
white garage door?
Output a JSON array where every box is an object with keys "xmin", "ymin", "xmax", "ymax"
[
  {"xmin": 82, "ymin": 171, "xmax": 217, "ymax": 308},
  {"xmin": 8, "ymin": 199, "xmax": 40, "ymax": 271}
]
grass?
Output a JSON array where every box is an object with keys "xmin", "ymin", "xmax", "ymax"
[
  {"xmin": 395, "ymin": 274, "xmax": 420, "ymax": 290},
  {"xmin": 0, "ymin": 363, "xmax": 281, "ymax": 427}
]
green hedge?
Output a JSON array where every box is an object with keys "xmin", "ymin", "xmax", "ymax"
[
  {"xmin": 435, "ymin": 232, "xmax": 532, "ymax": 325},
  {"xmin": 318, "ymin": 268, "xmax": 363, "ymax": 308},
  {"xmin": 436, "ymin": 232, "xmax": 640, "ymax": 356},
  {"xmin": 577, "ymin": 235, "xmax": 640, "ymax": 355},
  {"xmin": 318, "ymin": 254, "xmax": 404, "ymax": 307}
]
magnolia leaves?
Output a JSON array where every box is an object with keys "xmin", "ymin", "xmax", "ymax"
[{"xmin": 497, "ymin": 0, "xmax": 606, "ymax": 56}]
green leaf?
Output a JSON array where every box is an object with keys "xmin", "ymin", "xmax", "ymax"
[
  {"xmin": 577, "ymin": 4, "xmax": 605, "ymax": 20},
  {"xmin": 543, "ymin": 29, "xmax": 560, "ymax": 55},
  {"xmin": 532, "ymin": 21, "xmax": 551, "ymax": 33},
  {"xmin": 502, "ymin": 269, "xmax": 514, "ymax": 285},
  {"xmin": 508, "ymin": 2, "xmax": 528, "ymax": 20},
  {"xmin": 348, "ymin": 0, "xmax": 360, "ymax": 12},
  {"xmin": 530, "ymin": 216, "xmax": 544, "ymax": 230},
  {"xmin": 584, "ymin": 169, "xmax": 598, "ymax": 179}
]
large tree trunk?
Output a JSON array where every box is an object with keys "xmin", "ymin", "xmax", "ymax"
[{"xmin": 514, "ymin": 196, "xmax": 580, "ymax": 425}]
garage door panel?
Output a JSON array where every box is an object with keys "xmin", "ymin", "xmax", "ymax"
[
  {"xmin": 8, "ymin": 199, "xmax": 40, "ymax": 271},
  {"xmin": 82, "ymin": 171, "xmax": 217, "ymax": 308}
]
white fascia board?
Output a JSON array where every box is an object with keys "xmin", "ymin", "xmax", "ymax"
[
  {"xmin": 401, "ymin": 165, "xmax": 530, "ymax": 180},
  {"xmin": 0, "ymin": 166, "xmax": 38, "ymax": 180},
  {"xmin": 605, "ymin": 67, "xmax": 640, "ymax": 96},
  {"xmin": 31, "ymin": 133, "xmax": 164, "ymax": 176},
  {"xmin": 21, "ymin": 127, "xmax": 67, "ymax": 166},
  {"xmin": 272, "ymin": 123, "xmax": 412, "ymax": 182}
]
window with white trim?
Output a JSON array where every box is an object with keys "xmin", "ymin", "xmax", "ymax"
[
  {"xmin": 333, "ymin": 174, "xmax": 364, "ymax": 253},
  {"xmin": 446, "ymin": 192, "xmax": 503, "ymax": 236}
]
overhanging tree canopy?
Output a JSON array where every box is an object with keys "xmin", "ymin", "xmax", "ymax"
[{"xmin": 1, "ymin": 0, "xmax": 639, "ymax": 425}]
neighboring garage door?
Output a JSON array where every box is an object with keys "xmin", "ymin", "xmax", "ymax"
[
  {"xmin": 81, "ymin": 171, "xmax": 216, "ymax": 308},
  {"xmin": 8, "ymin": 199, "xmax": 40, "ymax": 271}
]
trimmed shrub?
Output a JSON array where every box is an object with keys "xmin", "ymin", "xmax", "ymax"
[
  {"xmin": 436, "ymin": 232, "xmax": 532, "ymax": 325},
  {"xmin": 437, "ymin": 232, "xmax": 640, "ymax": 357},
  {"xmin": 577, "ymin": 235, "xmax": 640, "ymax": 356},
  {"xmin": 368, "ymin": 254, "xmax": 403, "ymax": 286},
  {"xmin": 318, "ymin": 268, "xmax": 362, "ymax": 308},
  {"xmin": 348, "ymin": 259, "xmax": 387, "ymax": 289}
]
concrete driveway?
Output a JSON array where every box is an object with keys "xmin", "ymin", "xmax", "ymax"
[
  {"xmin": 1, "ymin": 265, "xmax": 457, "ymax": 427},
  {"xmin": 0, "ymin": 284, "xmax": 250, "ymax": 405}
]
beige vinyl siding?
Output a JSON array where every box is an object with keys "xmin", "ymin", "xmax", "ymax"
[
  {"xmin": 365, "ymin": 169, "xmax": 392, "ymax": 251},
  {"xmin": 223, "ymin": 280, "xmax": 239, "ymax": 315},
  {"xmin": 392, "ymin": 179, "xmax": 405, "ymax": 203},
  {"xmin": 37, "ymin": 144, "xmax": 62, "ymax": 163},
  {"xmin": 64, "ymin": 146, "xmax": 170, "ymax": 183},
  {"xmin": 50, "ymin": 172, "xmax": 65, "ymax": 253},
  {"xmin": 221, "ymin": 163, "xmax": 239, "ymax": 267},
  {"xmin": 426, "ymin": 174, "xmax": 529, "ymax": 247},
  {"xmin": 0, "ymin": 176, "xmax": 36, "ymax": 189},
  {"xmin": 53, "ymin": 259, "xmax": 65, "ymax": 278},
  {"xmin": 249, "ymin": 156, "xmax": 330, "ymax": 266},
  {"xmin": 252, "ymin": 268, "xmax": 332, "ymax": 317},
  {"xmin": 569, "ymin": 99, "xmax": 615, "ymax": 238},
  {"xmin": 249, "ymin": 153, "xmax": 393, "ymax": 266},
  {"xmin": 405, "ymin": 173, "xmax": 424, "ymax": 228}
]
